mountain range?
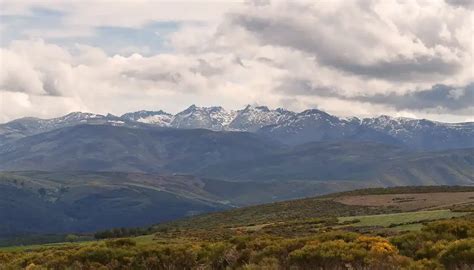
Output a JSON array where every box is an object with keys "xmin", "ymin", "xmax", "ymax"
[
  {"xmin": 0, "ymin": 105, "xmax": 473, "ymax": 237},
  {"xmin": 1, "ymin": 105, "xmax": 473, "ymax": 150},
  {"xmin": 0, "ymin": 123, "xmax": 472, "ymax": 188}
]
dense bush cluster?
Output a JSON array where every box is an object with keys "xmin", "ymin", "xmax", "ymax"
[
  {"xmin": 391, "ymin": 219, "xmax": 474, "ymax": 270},
  {"xmin": 1, "ymin": 218, "xmax": 473, "ymax": 270},
  {"xmin": 94, "ymin": 227, "xmax": 154, "ymax": 239}
]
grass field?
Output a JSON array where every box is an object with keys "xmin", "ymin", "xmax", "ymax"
[
  {"xmin": 335, "ymin": 191, "xmax": 474, "ymax": 211},
  {"xmin": 0, "ymin": 234, "xmax": 156, "ymax": 253},
  {"xmin": 338, "ymin": 209, "xmax": 468, "ymax": 229},
  {"xmin": 0, "ymin": 240, "xmax": 87, "ymax": 252}
]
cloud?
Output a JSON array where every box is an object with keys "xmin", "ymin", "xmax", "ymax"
[
  {"xmin": 445, "ymin": 0, "xmax": 474, "ymax": 9},
  {"xmin": 280, "ymin": 79, "xmax": 473, "ymax": 111},
  {"xmin": 0, "ymin": 1, "xmax": 243, "ymax": 54},
  {"xmin": 0, "ymin": 0, "xmax": 473, "ymax": 123},
  {"xmin": 227, "ymin": 0, "xmax": 469, "ymax": 82},
  {"xmin": 276, "ymin": 77, "xmax": 474, "ymax": 113},
  {"xmin": 354, "ymin": 84, "xmax": 474, "ymax": 112}
]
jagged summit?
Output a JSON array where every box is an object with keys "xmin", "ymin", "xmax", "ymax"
[
  {"xmin": 170, "ymin": 105, "xmax": 234, "ymax": 130},
  {"xmin": 121, "ymin": 110, "xmax": 173, "ymax": 126},
  {"xmin": 1, "ymin": 105, "xmax": 473, "ymax": 150}
]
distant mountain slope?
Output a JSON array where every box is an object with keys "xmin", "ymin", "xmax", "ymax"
[
  {"xmin": 0, "ymin": 172, "xmax": 228, "ymax": 235},
  {"xmin": 1, "ymin": 125, "xmax": 472, "ymax": 187},
  {"xmin": 121, "ymin": 110, "xmax": 173, "ymax": 126},
  {"xmin": 200, "ymin": 142, "xmax": 474, "ymax": 186},
  {"xmin": 3, "ymin": 105, "xmax": 472, "ymax": 150},
  {"xmin": 121, "ymin": 105, "xmax": 294, "ymax": 132},
  {"xmin": 228, "ymin": 105, "xmax": 295, "ymax": 132},
  {"xmin": 0, "ymin": 112, "xmax": 147, "ymax": 145},
  {"xmin": 258, "ymin": 111, "xmax": 474, "ymax": 150},
  {"xmin": 0, "ymin": 124, "xmax": 281, "ymax": 173},
  {"xmin": 169, "ymin": 105, "xmax": 235, "ymax": 130},
  {"xmin": 257, "ymin": 109, "xmax": 401, "ymax": 146},
  {"xmin": 361, "ymin": 116, "xmax": 474, "ymax": 150},
  {"xmin": 0, "ymin": 171, "xmax": 371, "ymax": 236}
]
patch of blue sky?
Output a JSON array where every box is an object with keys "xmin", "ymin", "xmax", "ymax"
[
  {"xmin": 0, "ymin": 7, "xmax": 65, "ymax": 46},
  {"xmin": 83, "ymin": 21, "xmax": 181, "ymax": 55},
  {"xmin": 1, "ymin": 6, "xmax": 182, "ymax": 55}
]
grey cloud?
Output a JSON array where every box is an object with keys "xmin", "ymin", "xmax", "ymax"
[
  {"xmin": 229, "ymin": 7, "xmax": 463, "ymax": 81},
  {"xmin": 275, "ymin": 79, "xmax": 336, "ymax": 97},
  {"xmin": 121, "ymin": 70, "xmax": 182, "ymax": 83},
  {"xmin": 0, "ymin": 72, "xmax": 61, "ymax": 96},
  {"xmin": 277, "ymin": 78, "xmax": 474, "ymax": 112},
  {"xmin": 190, "ymin": 59, "xmax": 222, "ymax": 76},
  {"xmin": 41, "ymin": 75, "xmax": 63, "ymax": 96},
  {"xmin": 1, "ymin": 77, "xmax": 29, "ymax": 94},
  {"xmin": 445, "ymin": 0, "xmax": 474, "ymax": 9},
  {"xmin": 356, "ymin": 83, "xmax": 474, "ymax": 111},
  {"xmin": 330, "ymin": 55, "xmax": 461, "ymax": 82},
  {"xmin": 246, "ymin": 0, "xmax": 270, "ymax": 7}
]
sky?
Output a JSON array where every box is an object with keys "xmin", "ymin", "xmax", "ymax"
[{"xmin": 0, "ymin": 0, "xmax": 472, "ymax": 123}]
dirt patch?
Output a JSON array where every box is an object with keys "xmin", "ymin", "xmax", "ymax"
[{"xmin": 334, "ymin": 192, "xmax": 474, "ymax": 211}]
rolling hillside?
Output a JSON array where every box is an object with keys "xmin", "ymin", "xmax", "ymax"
[
  {"xmin": 1, "ymin": 186, "xmax": 473, "ymax": 269},
  {"xmin": 158, "ymin": 185, "xmax": 474, "ymax": 231},
  {"xmin": 0, "ymin": 171, "xmax": 371, "ymax": 237},
  {"xmin": 0, "ymin": 171, "xmax": 228, "ymax": 235}
]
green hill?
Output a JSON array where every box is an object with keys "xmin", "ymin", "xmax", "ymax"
[
  {"xmin": 1, "ymin": 187, "xmax": 473, "ymax": 269},
  {"xmin": 0, "ymin": 171, "xmax": 371, "ymax": 238}
]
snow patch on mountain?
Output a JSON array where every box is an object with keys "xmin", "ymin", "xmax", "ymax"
[
  {"xmin": 169, "ymin": 105, "xmax": 235, "ymax": 130},
  {"xmin": 121, "ymin": 110, "xmax": 173, "ymax": 126},
  {"xmin": 2, "ymin": 105, "xmax": 473, "ymax": 150},
  {"xmin": 228, "ymin": 105, "xmax": 296, "ymax": 132}
]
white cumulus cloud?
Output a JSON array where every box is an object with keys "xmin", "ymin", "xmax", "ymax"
[{"xmin": 0, "ymin": 0, "xmax": 472, "ymax": 123}]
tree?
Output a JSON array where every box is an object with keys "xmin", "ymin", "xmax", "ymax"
[{"xmin": 65, "ymin": 234, "xmax": 79, "ymax": 243}]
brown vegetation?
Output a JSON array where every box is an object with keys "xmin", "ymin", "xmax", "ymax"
[{"xmin": 335, "ymin": 192, "xmax": 474, "ymax": 211}]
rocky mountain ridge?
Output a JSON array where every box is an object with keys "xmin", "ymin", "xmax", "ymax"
[{"xmin": 1, "ymin": 105, "xmax": 473, "ymax": 150}]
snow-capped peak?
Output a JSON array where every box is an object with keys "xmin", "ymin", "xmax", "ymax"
[
  {"xmin": 121, "ymin": 110, "xmax": 173, "ymax": 126},
  {"xmin": 170, "ymin": 105, "xmax": 234, "ymax": 130},
  {"xmin": 227, "ymin": 105, "xmax": 295, "ymax": 132}
]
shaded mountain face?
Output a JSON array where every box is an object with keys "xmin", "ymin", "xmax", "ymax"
[
  {"xmin": 0, "ymin": 172, "xmax": 228, "ymax": 235},
  {"xmin": 0, "ymin": 112, "xmax": 147, "ymax": 145},
  {"xmin": 200, "ymin": 141, "xmax": 474, "ymax": 186},
  {"xmin": 257, "ymin": 110, "xmax": 474, "ymax": 150},
  {"xmin": 361, "ymin": 116, "xmax": 474, "ymax": 150},
  {"xmin": 257, "ymin": 109, "xmax": 401, "ymax": 146},
  {"xmin": 0, "ymin": 124, "xmax": 472, "ymax": 187},
  {"xmin": 0, "ymin": 171, "xmax": 373, "ymax": 235},
  {"xmin": 2, "ymin": 105, "xmax": 472, "ymax": 150},
  {"xmin": 0, "ymin": 124, "xmax": 281, "ymax": 173}
]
